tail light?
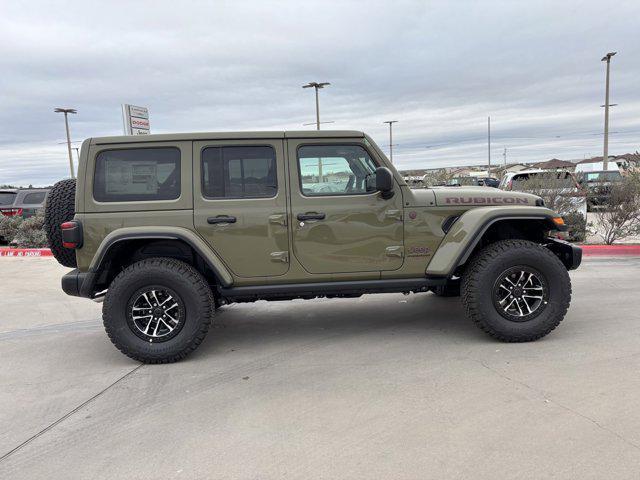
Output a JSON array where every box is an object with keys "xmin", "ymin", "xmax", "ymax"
[
  {"xmin": 61, "ymin": 221, "xmax": 83, "ymax": 249},
  {"xmin": 1, "ymin": 208, "xmax": 23, "ymax": 217}
]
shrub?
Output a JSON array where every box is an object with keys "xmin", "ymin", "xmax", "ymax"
[
  {"xmin": 0, "ymin": 215, "xmax": 22, "ymax": 244},
  {"xmin": 590, "ymin": 172, "xmax": 640, "ymax": 244},
  {"xmin": 11, "ymin": 210, "xmax": 48, "ymax": 248},
  {"xmin": 563, "ymin": 211, "xmax": 587, "ymax": 242}
]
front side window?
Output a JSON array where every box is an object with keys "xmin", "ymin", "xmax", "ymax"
[
  {"xmin": 93, "ymin": 148, "xmax": 181, "ymax": 202},
  {"xmin": 297, "ymin": 145, "xmax": 377, "ymax": 196},
  {"xmin": 201, "ymin": 146, "xmax": 277, "ymax": 199}
]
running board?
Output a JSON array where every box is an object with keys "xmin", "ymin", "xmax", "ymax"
[{"xmin": 218, "ymin": 277, "xmax": 446, "ymax": 301}]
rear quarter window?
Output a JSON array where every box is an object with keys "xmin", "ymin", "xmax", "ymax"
[
  {"xmin": 93, "ymin": 148, "xmax": 181, "ymax": 202},
  {"xmin": 0, "ymin": 192, "xmax": 16, "ymax": 206},
  {"xmin": 21, "ymin": 192, "xmax": 47, "ymax": 205}
]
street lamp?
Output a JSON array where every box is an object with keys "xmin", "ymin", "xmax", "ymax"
[
  {"xmin": 601, "ymin": 52, "xmax": 616, "ymax": 170},
  {"xmin": 302, "ymin": 82, "xmax": 330, "ymax": 130},
  {"xmin": 54, "ymin": 107, "xmax": 77, "ymax": 178},
  {"xmin": 383, "ymin": 120, "xmax": 398, "ymax": 163}
]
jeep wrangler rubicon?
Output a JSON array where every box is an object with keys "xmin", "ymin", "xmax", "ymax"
[{"xmin": 44, "ymin": 131, "xmax": 581, "ymax": 363}]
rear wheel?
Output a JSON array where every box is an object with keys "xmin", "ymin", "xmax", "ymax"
[
  {"xmin": 43, "ymin": 178, "xmax": 77, "ymax": 268},
  {"xmin": 461, "ymin": 240, "xmax": 571, "ymax": 342},
  {"xmin": 103, "ymin": 258, "xmax": 214, "ymax": 363}
]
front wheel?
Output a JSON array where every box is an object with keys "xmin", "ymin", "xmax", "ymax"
[
  {"xmin": 461, "ymin": 240, "xmax": 571, "ymax": 342},
  {"xmin": 103, "ymin": 258, "xmax": 214, "ymax": 363}
]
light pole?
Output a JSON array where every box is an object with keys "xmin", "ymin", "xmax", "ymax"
[
  {"xmin": 383, "ymin": 120, "xmax": 398, "ymax": 163},
  {"xmin": 302, "ymin": 82, "xmax": 330, "ymax": 130},
  {"xmin": 54, "ymin": 107, "xmax": 77, "ymax": 178},
  {"xmin": 487, "ymin": 116, "xmax": 491, "ymax": 171},
  {"xmin": 601, "ymin": 52, "xmax": 616, "ymax": 170}
]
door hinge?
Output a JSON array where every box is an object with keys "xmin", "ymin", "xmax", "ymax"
[
  {"xmin": 385, "ymin": 246, "xmax": 404, "ymax": 258},
  {"xmin": 268, "ymin": 213, "xmax": 288, "ymax": 226},
  {"xmin": 385, "ymin": 209, "xmax": 403, "ymax": 221},
  {"xmin": 270, "ymin": 251, "xmax": 289, "ymax": 263}
]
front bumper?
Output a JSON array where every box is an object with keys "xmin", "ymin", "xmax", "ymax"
[
  {"xmin": 62, "ymin": 269, "xmax": 97, "ymax": 298},
  {"xmin": 546, "ymin": 238, "xmax": 582, "ymax": 270}
]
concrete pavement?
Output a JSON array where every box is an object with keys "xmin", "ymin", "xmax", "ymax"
[{"xmin": 1, "ymin": 257, "xmax": 640, "ymax": 479}]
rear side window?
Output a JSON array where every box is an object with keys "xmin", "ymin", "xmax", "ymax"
[
  {"xmin": 93, "ymin": 148, "xmax": 181, "ymax": 202},
  {"xmin": 21, "ymin": 192, "xmax": 47, "ymax": 205},
  {"xmin": 201, "ymin": 146, "xmax": 277, "ymax": 199}
]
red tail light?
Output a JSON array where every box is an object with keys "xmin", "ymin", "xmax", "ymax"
[
  {"xmin": 61, "ymin": 221, "xmax": 83, "ymax": 249},
  {"xmin": 1, "ymin": 208, "xmax": 23, "ymax": 217}
]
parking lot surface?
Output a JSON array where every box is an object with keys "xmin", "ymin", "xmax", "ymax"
[{"xmin": 1, "ymin": 257, "xmax": 640, "ymax": 479}]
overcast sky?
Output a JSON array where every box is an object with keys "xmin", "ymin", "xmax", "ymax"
[{"xmin": 1, "ymin": 0, "xmax": 638, "ymax": 186}]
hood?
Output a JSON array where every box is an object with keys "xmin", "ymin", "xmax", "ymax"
[{"xmin": 431, "ymin": 186, "xmax": 541, "ymax": 207}]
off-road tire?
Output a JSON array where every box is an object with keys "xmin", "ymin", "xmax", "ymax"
[
  {"xmin": 431, "ymin": 279, "xmax": 461, "ymax": 297},
  {"xmin": 43, "ymin": 178, "xmax": 77, "ymax": 268},
  {"xmin": 103, "ymin": 258, "xmax": 214, "ymax": 363},
  {"xmin": 461, "ymin": 239, "xmax": 571, "ymax": 342}
]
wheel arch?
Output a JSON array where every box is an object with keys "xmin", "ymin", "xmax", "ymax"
[
  {"xmin": 426, "ymin": 207, "xmax": 564, "ymax": 277},
  {"xmin": 87, "ymin": 227, "xmax": 233, "ymax": 295}
]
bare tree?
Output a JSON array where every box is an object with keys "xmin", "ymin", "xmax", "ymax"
[
  {"xmin": 590, "ymin": 173, "xmax": 640, "ymax": 244},
  {"xmin": 512, "ymin": 172, "xmax": 584, "ymax": 216},
  {"xmin": 422, "ymin": 169, "xmax": 454, "ymax": 187}
]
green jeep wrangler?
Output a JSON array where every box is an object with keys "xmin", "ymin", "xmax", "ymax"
[{"xmin": 44, "ymin": 131, "xmax": 581, "ymax": 363}]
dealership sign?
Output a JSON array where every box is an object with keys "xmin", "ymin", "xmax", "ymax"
[{"xmin": 121, "ymin": 104, "xmax": 150, "ymax": 135}]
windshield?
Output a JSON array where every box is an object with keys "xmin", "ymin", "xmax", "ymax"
[{"xmin": 0, "ymin": 192, "xmax": 17, "ymax": 206}]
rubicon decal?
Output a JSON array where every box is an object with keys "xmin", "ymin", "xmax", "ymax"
[{"xmin": 445, "ymin": 197, "xmax": 530, "ymax": 205}]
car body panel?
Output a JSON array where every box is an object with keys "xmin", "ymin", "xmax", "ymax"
[
  {"xmin": 192, "ymin": 138, "xmax": 290, "ymax": 278},
  {"xmin": 71, "ymin": 131, "xmax": 567, "ymax": 296}
]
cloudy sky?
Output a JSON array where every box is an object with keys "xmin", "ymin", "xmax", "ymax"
[{"xmin": 1, "ymin": 0, "xmax": 638, "ymax": 186}]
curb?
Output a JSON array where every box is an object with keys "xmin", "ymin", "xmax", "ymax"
[
  {"xmin": 1, "ymin": 245, "xmax": 639, "ymax": 258},
  {"xmin": 581, "ymin": 245, "xmax": 640, "ymax": 256},
  {"xmin": 0, "ymin": 248, "xmax": 53, "ymax": 257}
]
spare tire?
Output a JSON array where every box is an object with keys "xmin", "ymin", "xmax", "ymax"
[{"xmin": 44, "ymin": 178, "xmax": 77, "ymax": 268}]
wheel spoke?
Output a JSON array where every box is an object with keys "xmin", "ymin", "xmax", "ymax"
[
  {"xmin": 515, "ymin": 298, "xmax": 524, "ymax": 316},
  {"xmin": 521, "ymin": 296, "xmax": 533, "ymax": 314},
  {"xmin": 141, "ymin": 293, "xmax": 153, "ymax": 307}
]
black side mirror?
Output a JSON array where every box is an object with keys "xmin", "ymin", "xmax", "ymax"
[{"xmin": 375, "ymin": 167, "xmax": 394, "ymax": 199}]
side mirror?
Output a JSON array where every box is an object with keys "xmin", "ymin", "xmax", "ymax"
[{"xmin": 375, "ymin": 167, "xmax": 394, "ymax": 199}]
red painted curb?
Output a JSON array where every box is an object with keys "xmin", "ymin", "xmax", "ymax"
[
  {"xmin": 0, "ymin": 248, "xmax": 53, "ymax": 257},
  {"xmin": 581, "ymin": 245, "xmax": 640, "ymax": 256},
  {"xmin": 1, "ymin": 245, "xmax": 639, "ymax": 258}
]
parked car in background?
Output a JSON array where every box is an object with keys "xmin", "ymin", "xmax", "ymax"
[
  {"xmin": 577, "ymin": 170, "xmax": 623, "ymax": 209},
  {"xmin": 0, "ymin": 188, "xmax": 50, "ymax": 218},
  {"xmin": 499, "ymin": 169, "xmax": 587, "ymax": 217},
  {"xmin": 478, "ymin": 177, "xmax": 500, "ymax": 188},
  {"xmin": 0, "ymin": 189, "xmax": 18, "ymax": 217}
]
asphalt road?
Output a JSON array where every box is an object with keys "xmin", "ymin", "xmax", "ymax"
[{"xmin": 1, "ymin": 256, "xmax": 640, "ymax": 479}]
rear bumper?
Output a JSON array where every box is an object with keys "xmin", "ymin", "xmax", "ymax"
[
  {"xmin": 546, "ymin": 238, "xmax": 582, "ymax": 270},
  {"xmin": 62, "ymin": 269, "xmax": 96, "ymax": 298}
]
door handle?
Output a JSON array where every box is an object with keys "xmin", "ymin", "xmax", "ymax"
[
  {"xmin": 207, "ymin": 216, "xmax": 237, "ymax": 224},
  {"xmin": 297, "ymin": 212, "xmax": 326, "ymax": 221}
]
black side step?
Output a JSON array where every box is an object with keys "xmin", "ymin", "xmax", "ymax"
[{"xmin": 218, "ymin": 277, "xmax": 446, "ymax": 300}]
